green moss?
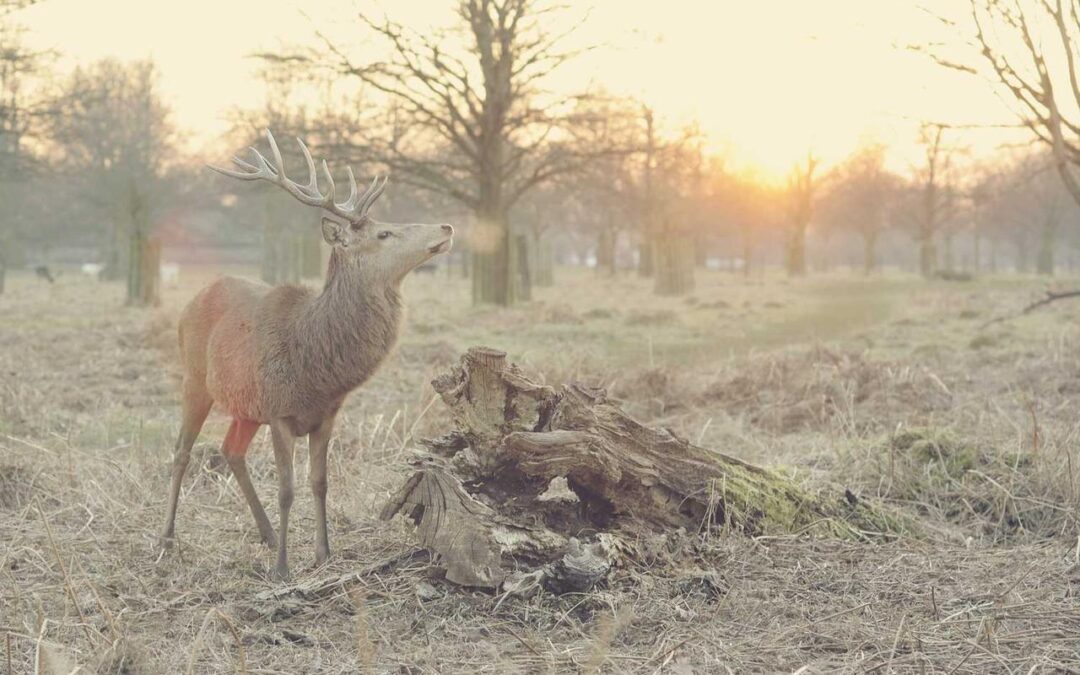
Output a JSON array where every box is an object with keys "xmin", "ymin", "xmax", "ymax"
[
  {"xmin": 706, "ymin": 456, "xmax": 912, "ymax": 542},
  {"xmin": 890, "ymin": 427, "xmax": 977, "ymax": 480}
]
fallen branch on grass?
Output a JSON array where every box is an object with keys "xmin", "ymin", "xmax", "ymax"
[
  {"xmin": 380, "ymin": 347, "xmax": 910, "ymax": 595},
  {"xmin": 981, "ymin": 288, "xmax": 1080, "ymax": 329},
  {"xmin": 254, "ymin": 549, "xmax": 427, "ymax": 603}
]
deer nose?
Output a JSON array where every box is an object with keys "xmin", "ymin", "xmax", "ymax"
[{"xmin": 441, "ymin": 224, "xmax": 454, "ymax": 235}]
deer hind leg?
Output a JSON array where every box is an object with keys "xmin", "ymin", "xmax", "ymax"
[
  {"xmin": 269, "ymin": 420, "xmax": 296, "ymax": 581},
  {"xmin": 222, "ymin": 418, "xmax": 276, "ymax": 549},
  {"xmin": 160, "ymin": 383, "xmax": 212, "ymax": 546}
]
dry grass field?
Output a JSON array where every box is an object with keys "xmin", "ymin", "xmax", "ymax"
[{"xmin": 2, "ymin": 266, "xmax": 1080, "ymax": 673}]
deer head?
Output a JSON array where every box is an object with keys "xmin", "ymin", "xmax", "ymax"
[{"xmin": 210, "ymin": 129, "xmax": 453, "ymax": 284}]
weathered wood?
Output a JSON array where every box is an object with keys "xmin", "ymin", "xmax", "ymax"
[
  {"xmin": 429, "ymin": 346, "xmax": 556, "ymax": 473},
  {"xmin": 383, "ymin": 347, "xmax": 908, "ymax": 592},
  {"xmin": 380, "ymin": 467, "xmax": 505, "ymax": 587},
  {"xmin": 254, "ymin": 549, "xmax": 427, "ymax": 603}
]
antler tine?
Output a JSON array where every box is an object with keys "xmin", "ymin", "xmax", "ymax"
[
  {"xmin": 210, "ymin": 132, "xmax": 377, "ymax": 223},
  {"xmin": 358, "ymin": 175, "xmax": 389, "ymax": 215},
  {"xmin": 231, "ymin": 154, "xmax": 260, "ymax": 173},
  {"xmin": 207, "ymin": 155, "xmax": 257, "ymax": 180},
  {"xmin": 320, "ymin": 160, "xmax": 337, "ymax": 203},
  {"xmin": 295, "ymin": 137, "xmax": 320, "ymax": 195},
  {"xmin": 341, "ymin": 166, "xmax": 360, "ymax": 210},
  {"xmin": 248, "ymin": 146, "xmax": 280, "ymax": 178},
  {"xmin": 265, "ymin": 129, "xmax": 286, "ymax": 178}
]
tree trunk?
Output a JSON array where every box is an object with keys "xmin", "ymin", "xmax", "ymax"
[
  {"xmin": 471, "ymin": 207, "xmax": 514, "ymax": 306},
  {"xmin": 694, "ymin": 234, "xmax": 708, "ymax": 267},
  {"xmin": 0, "ymin": 234, "xmax": 8, "ymax": 295},
  {"xmin": 863, "ymin": 231, "xmax": 878, "ymax": 275},
  {"xmin": 381, "ymin": 347, "xmax": 907, "ymax": 592},
  {"xmin": 654, "ymin": 234, "xmax": 695, "ymax": 296},
  {"xmin": 637, "ymin": 237, "xmax": 654, "ymax": 277},
  {"xmin": 742, "ymin": 226, "xmax": 753, "ymax": 278},
  {"xmin": 514, "ymin": 233, "xmax": 532, "ymax": 302},
  {"xmin": 530, "ymin": 231, "xmax": 554, "ymax": 287},
  {"xmin": 1037, "ymin": 219, "xmax": 1057, "ymax": 276},
  {"xmin": 126, "ymin": 233, "xmax": 160, "ymax": 307},
  {"xmin": 919, "ymin": 234, "xmax": 937, "ymax": 278},
  {"xmin": 785, "ymin": 224, "xmax": 807, "ymax": 277},
  {"xmin": 973, "ymin": 224, "xmax": 982, "ymax": 275},
  {"xmin": 597, "ymin": 227, "xmax": 616, "ymax": 276},
  {"xmin": 1015, "ymin": 236, "xmax": 1031, "ymax": 274},
  {"xmin": 942, "ymin": 233, "xmax": 955, "ymax": 273},
  {"xmin": 102, "ymin": 219, "xmax": 127, "ymax": 281}
]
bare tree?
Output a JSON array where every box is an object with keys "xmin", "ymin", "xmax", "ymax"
[
  {"xmin": 651, "ymin": 124, "xmax": 704, "ymax": 295},
  {"xmin": 784, "ymin": 153, "xmax": 818, "ymax": 277},
  {"xmin": 0, "ymin": 7, "xmax": 53, "ymax": 292},
  {"xmin": 50, "ymin": 59, "xmax": 176, "ymax": 305},
  {"xmin": 930, "ymin": 1, "xmax": 1080, "ymax": 210},
  {"xmin": 819, "ymin": 143, "xmax": 900, "ymax": 274},
  {"xmin": 967, "ymin": 161, "xmax": 1005, "ymax": 274},
  {"xmin": 905, "ymin": 124, "xmax": 963, "ymax": 277},
  {"xmin": 273, "ymin": 0, "xmax": 599, "ymax": 306},
  {"xmin": 983, "ymin": 151, "xmax": 1075, "ymax": 275},
  {"xmin": 567, "ymin": 116, "xmax": 640, "ymax": 276}
]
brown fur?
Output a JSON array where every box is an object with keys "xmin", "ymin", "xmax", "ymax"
[{"xmin": 161, "ymin": 216, "xmax": 452, "ymax": 580}]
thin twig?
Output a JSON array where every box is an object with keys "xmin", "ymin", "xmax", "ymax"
[
  {"xmin": 981, "ymin": 288, "xmax": 1080, "ymax": 328},
  {"xmin": 35, "ymin": 500, "xmax": 95, "ymax": 645}
]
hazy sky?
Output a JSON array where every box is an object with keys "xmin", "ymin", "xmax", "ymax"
[{"xmin": 17, "ymin": 0, "xmax": 1021, "ymax": 179}]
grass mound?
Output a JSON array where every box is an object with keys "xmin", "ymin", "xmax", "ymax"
[
  {"xmin": 853, "ymin": 427, "xmax": 1077, "ymax": 542},
  {"xmin": 703, "ymin": 348, "xmax": 951, "ymax": 434}
]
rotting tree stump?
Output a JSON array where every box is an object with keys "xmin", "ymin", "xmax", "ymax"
[{"xmin": 381, "ymin": 347, "xmax": 907, "ymax": 594}]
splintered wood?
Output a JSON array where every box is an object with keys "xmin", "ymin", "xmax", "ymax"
[{"xmin": 381, "ymin": 347, "xmax": 906, "ymax": 594}]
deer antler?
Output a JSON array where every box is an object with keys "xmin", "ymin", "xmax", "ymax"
[{"xmin": 209, "ymin": 129, "xmax": 388, "ymax": 223}]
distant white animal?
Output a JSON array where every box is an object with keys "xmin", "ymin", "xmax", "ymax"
[
  {"xmin": 161, "ymin": 262, "xmax": 180, "ymax": 288},
  {"xmin": 81, "ymin": 263, "xmax": 104, "ymax": 279}
]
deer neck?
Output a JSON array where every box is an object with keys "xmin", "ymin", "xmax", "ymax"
[{"xmin": 300, "ymin": 249, "xmax": 403, "ymax": 395}]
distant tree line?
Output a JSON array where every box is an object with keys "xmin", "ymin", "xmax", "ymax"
[{"xmin": 5, "ymin": 0, "xmax": 1080, "ymax": 306}]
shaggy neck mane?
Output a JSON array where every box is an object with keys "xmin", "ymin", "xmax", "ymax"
[{"xmin": 297, "ymin": 248, "xmax": 403, "ymax": 397}]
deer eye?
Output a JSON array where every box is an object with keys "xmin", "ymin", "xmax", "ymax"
[{"xmin": 377, "ymin": 230, "xmax": 391, "ymax": 240}]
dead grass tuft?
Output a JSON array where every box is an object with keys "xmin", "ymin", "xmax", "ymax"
[
  {"xmin": 0, "ymin": 463, "xmax": 34, "ymax": 510},
  {"xmin": 624, "ymin": 308, "xmax": 679, "ymax": 326},
  {"xmin": 848, "ymin": 426, "xmax": 1079, "ymax": 542},
  {"xmin": 540, "ymin": 302, "xmax": 583, "ymax": 325},
  {"xmin": 702, "ymin": 347, "xmax": 950, "ymax": 434}
]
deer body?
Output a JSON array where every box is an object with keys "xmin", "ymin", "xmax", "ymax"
[
  {"xmin": 160, "ymin": 130, "xmax": 452, "ymax": 580},
  {"xmin": 186, "ymin": 263, "xmax": 401, "ymax": 432}
]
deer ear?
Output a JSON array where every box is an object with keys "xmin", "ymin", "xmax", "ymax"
[{"xmin": 321, "ymin": 217, "xmax": 348, "ymax": 247}]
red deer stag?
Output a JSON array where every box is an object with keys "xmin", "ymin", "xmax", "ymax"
[{"xmin": 160, "ymin": 130, "xmax": 453, "ymax": 580}]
